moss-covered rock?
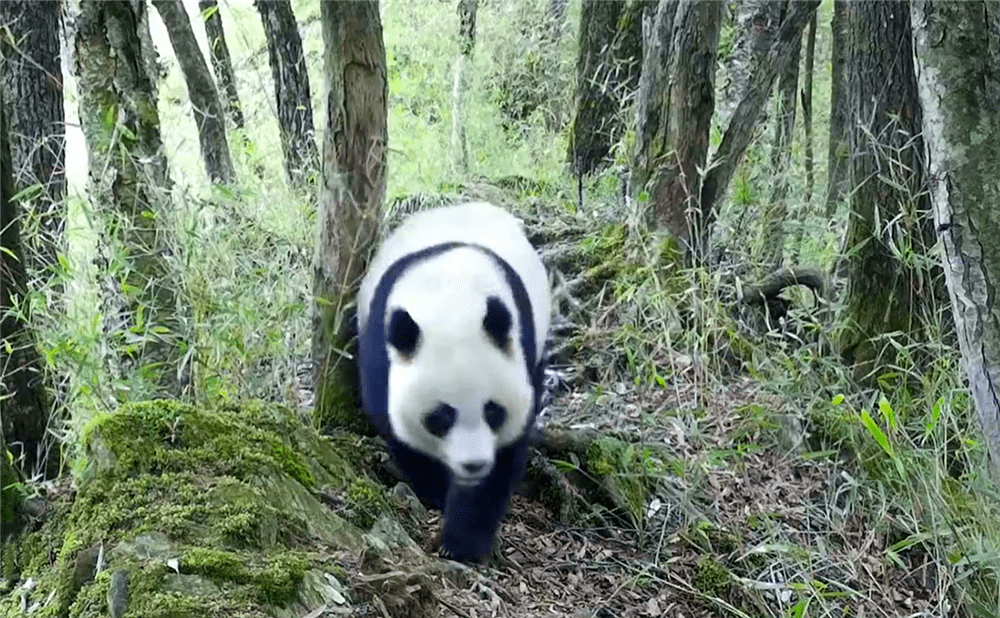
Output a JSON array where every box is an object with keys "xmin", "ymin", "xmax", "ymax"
[{"xmin": 0, "ymin": 400, "xmax": 439, "ymax": 618}]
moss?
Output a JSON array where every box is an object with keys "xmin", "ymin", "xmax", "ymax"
[
  {"xmin": 4, "ymin": 400, "xmax": 370, "ymax": 617},
  {"xmin": 585, "ymin": 437, "xmax": 658, "ymax": 526},
  {"xmin": 313, "ymin": 375, "xmax": 374, "ymax": 436},
  {"xmin": 253, "ymin": 553, "xmax": 309, "ymax": 605},
  {"xmin": 182, "ymin": 547, "xmax": 249, "ymax": 583},
  {"xmin": 692, "ymin": 556, "xmax": 732, "ymax": 597},
  {"xmin": 1, "ymin": 446, "xmax": 24, "ymax": 535},
  {"xmin": 344, "ymin": 477, "xmax": 390, "ymax": 530}
]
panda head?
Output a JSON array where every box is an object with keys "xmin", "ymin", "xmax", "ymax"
[{"xmin": 384, "ymin": 293, "xmax": 532, "ymax": 486}]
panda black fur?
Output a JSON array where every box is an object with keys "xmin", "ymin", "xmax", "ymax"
[{"xmin": 356, "ymin": 202, "xmax": 551, "ymax": 562}]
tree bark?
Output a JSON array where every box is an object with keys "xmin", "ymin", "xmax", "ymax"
[
  {"xmin": 839, "ymin": 0, "xmax": 934, "ymax": 375},
  {"xmin": 912, "ymin": 0, "xmax": 1000, "ymax": 484},
  {"xmin": 152, "ymin": 0, "xmax": 236, "ymax": 185},
  {"xmin": 74, "ymin": 0, "xmax": 185, "ymax": 399},
  {"xmin": 824, "ymin": 0, "xmax": 848, "ymax": 218},
  {"xmin": 0, "ymin": 0, "xmax": 66, "ymax": 276},
  {"xmin": 313, "ymin": 0, "xmax": 387, "ymax": 431},
  {"xmin": 758, "ymin": 2, "xmax": 801, "ymax": 272},
  {"xmin": 699, "ymin": 0, "xmax": 819, "ymax": 254},
  {"xmin": 0, "ymin": 81, "xmax": 52, "ymax": 477},
  {"xmin": 256, "ymin": 0, "xmax": 319, "ymax": 189},
  {"xmin": 451, "ymin": 0, "xmax": 477, "ymax": 175},
  {"xmin": 802, "ymin": 10, "xmax": 816, "ymax": 203},
  {"xmin": 197, "ymin": 0, "xmax": 244, "ymax": 129},
  {"xmin": 632, "ymin": 0, "xmax": 722, "ymax": 254},
  {"xmin": 568, "ymin": 0, "xmax": 653, "ymax": 178},
  {"xmin": 716, "ymin": 0, "xmax": 784, "ymax": 130}
]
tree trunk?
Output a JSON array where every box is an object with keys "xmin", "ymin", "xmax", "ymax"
[
  {"xmin": 198, "ymin": 0, "xmax": 244, "ymax": 129},
  {"xmin": 912, "ymin": 0, "xmax": 1000, "ymax": 484},
  {"xmin": 758, "ymin": 2, "xmax": 801, "ymax": 272},
  {"xmin": 1, "ymin": 82, "xmax": 52, "ymax": 477},
  {"xmin": 802, "ymin": 10, "xmax": 816, "ymax": 203},
  {"xmin": 313, "ymin": 0, "xmax": 387, "ymax": 431},
  {"xmin": 451, "ymin": 0, "xmax": 477, "ymax": 175},
  {"xmin": 74, "ymin": 0, "xmax": 185, "ymax": 399},
  {"xmin": 152, "ymin": 0, "xmax": 236, "ymax": 185},
  {"xmin": 256, "ymin": 0, "xmax": 319, "ymax": 189},
  {"xmin": 716, "ymin": 0, "xmax": 784, "ymax": 130},
  {"xmin": 699, "ymin": 0, "xmax": 819, "ymax": 253},
  {"xmin": 824, "ymin": 0, "xmax": 848, "ymax": 218},
  {"xmin": 633, "ymin": 0, "xmax": 722, "ymax": 255},
  {"xmin": 568, "ymin": 0, "xmax": 653, "ymax": 178},
  {"xmin": 0, "ymin": 0, "xmax": 66, "ymax": 277},
  {"xmin": 791, "ymin": 10, "xmax": 817, "ymax": 262},
  {"xmin": 839, "ymin": 0, "xmax": 934, "ymax": 375}
]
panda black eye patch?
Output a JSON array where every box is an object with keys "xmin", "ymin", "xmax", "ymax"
[
  {"xmin": 424, "ymin": 404, "xmax": 457, "ymax": 438},
  {"xmin": 483, "ymin": 296, "xmax": 512, "ymax": 350},
  {"xmin": 387, "ymin": 308, "xmax": 421, "ymax": 356},
  {"xmin": 484, "ymin": 401, "xmax": 507, "ymax": 432}
]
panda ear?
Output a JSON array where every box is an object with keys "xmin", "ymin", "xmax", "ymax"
[
  {"xmin": 483, "ymin": 296, "xmax": 512, "ymax": 350},
  {"xmin": 387, "ymin": 309, "xmax": 421, "ymax": 356}
]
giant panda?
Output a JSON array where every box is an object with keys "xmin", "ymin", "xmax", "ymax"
[{"xmin": 356, "ymin": 201, "xmax": 551, "ymax": 562}]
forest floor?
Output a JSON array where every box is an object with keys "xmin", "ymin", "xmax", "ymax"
[{"xmin": 423, "ymin": 372, "xmax": 938, "ymax": 618}]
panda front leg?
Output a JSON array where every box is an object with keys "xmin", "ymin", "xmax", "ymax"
[{"xmin": 440, "ymin": 437, "xmax": 529, "ymax": 564}]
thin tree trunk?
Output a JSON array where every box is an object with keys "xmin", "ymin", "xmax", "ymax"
[
  {"xmin": 633, "ymin": 0, "xmax": 722, "ymax": 255},
  {"xmin": 758, "ymin": 2, "xmax": 801, "ymax": 272},
  {"xmin": 717, "ymin": 0, "xmax": 784, "ymax": 130},
  {"xmin": 791, "ymin": 9, "xmax": 816, "ymax": 262},
  {"xmin": 699, "ymin": 0, "xmax": 819, "ymax": 253},
  {"xmin": 912, "ymin": 0, "xmax": 1000, "ymax": 485},
  {"xmin": 569, "ymin": 0, "xmax": 652, "ymax": 178},
  {"xmin": 74, "ymin": 0, "xmax": 185, "ymax": 399},
  {"xmin": 152, "ymin": 0, "xmax": 235, "ymax": 185},
  {"xmin": 451, "ymin": 0, "xmax": 477, "ymax": 175},
  {"xmin": 256, "ymin": 0, "xmax": 319, "ymax": 189},
  {"xmin": 313, "ymin": 0, "xmax": 387, "ymax": 430},
  {"xmin": 198, "ymin": 0, "xmax": 244, "ymax": 129},
  {"xmin": 0, "ymin": 0, "xmax": 66, "ymax": 277},
  {"xmin": 825, "ymin": 0, "xmax": 847, "ymax": 218},
  {"xmin": 802, "ymin": 10, "xmax": 816, "ymax": 203},
  {"xmin": 840, "ymin": 0, "xmax": 934, "ymax": 375},
  {"xmin": 1, "ymin": 81, "xmax": 52, "ymax": 477}
]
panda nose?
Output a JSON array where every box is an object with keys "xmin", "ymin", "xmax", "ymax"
[{"xmin": 462, "ymin": 461, "xmax": 489, "ymax": 475}]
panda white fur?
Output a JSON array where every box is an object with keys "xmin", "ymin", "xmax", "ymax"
[{"xmin": 356, "ymin": 201, "xmax": 551, "ymax": 561}]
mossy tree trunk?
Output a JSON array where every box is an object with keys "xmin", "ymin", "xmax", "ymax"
[
  {"xmin": 74, "ymin": 0, "xmax": 186, "ymax": 400},
  {"xmin": 825, "ymin": 0, "xmax": 848, "ymax": 218},
  {"xmin": 152, "ymin": 0, "xmax": 236, "ymax": 185},
  {"xmin": 255, "ymin": 0, "xmax": 319, "ymax": 189},
  {"xmin": 699, "ymin": 0, "xmax": 819, "ymax": 253},
  {"xmin": 839, "ymin": 0, "xmax": 936, "ymax": 376},
  {"xmin": 313, "ymin": 0, "xmax": 387, "ymax": 432},
  {"xmin": 912, "ymin": 0, "xmax": 1000, "ymax": 484},
  {"xmin": 1, "ymin": 82, "xmax": 52, "ymax": 477},
  {"xmin": 633, "ymin": 0, "xmax": 722, "ymax": 257},
  {"xmin": 450, "ymin": 0, "xmax": 477, "ymax": 175},
  {"xmin": 0, "ymin": 0, "xmax": 66, "ymax": 277},
  {"xmin": 716, "ymin": 0, "xmax": 783, "ymax": 130},
  {"xmin": 568, "ymin": 0, "xmax": 654, "ymax": 178},
  {"xmin": 757, "ymin": 1, "xmax": 801, "ymax": 273},
  {"xmin": 197, "ymin": 0, "xmax": 244, "ymax": 129}
]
